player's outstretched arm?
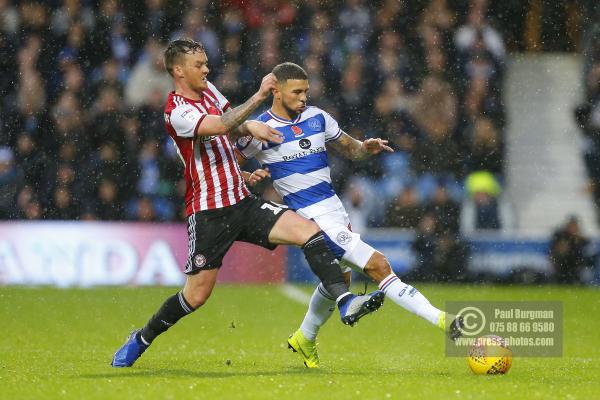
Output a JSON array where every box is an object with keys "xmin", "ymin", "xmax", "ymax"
[
  {"xmin": 195, "ymin": 73, "xmax": 279, "ymax": 137},
  {"xmin": 327, "ymin": 132, "xmax": 394, "ymax": 160}
]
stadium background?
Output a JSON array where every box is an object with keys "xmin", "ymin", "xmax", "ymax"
[
  {"xmin": 1, "ymin": 0, "xmax": 600, "ymax": 285},
  {"xmin": 2, "ymin": 2, "xmax": 600, "ymax": 400}
]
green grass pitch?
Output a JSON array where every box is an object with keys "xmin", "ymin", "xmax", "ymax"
[{"xmin": 1, "ymin": 284, "xmax": 599, "ymax": 400}]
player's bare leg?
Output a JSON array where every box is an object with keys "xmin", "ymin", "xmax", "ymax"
[
  {"xmin": 363, "ymin": 252, "xmax": 443, "ymax": 324},
  {"xmin": 269, "ymin": 210, "xmax": 385, "ymax": 326},
  {"xmin": 364, "ymin": 252, "xmax": 463, "ymax": 339},
  {"xmin": 182, "ymin": 268, "xmax": 219, "ymax": 308}
]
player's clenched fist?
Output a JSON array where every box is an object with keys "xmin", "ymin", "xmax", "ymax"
[{"xmin": 257, "ymin": 73, "xmax": 278, "ymax": 100}]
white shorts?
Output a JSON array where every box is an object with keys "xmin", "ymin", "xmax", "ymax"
[{"xmin": 312, "ymin": 208, "xmax": 376, "ymax": 272}]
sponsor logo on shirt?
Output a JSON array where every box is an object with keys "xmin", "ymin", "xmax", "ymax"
[
  {"xmin": 281, "ymin": 146, "xmax": 325, "ymax": 161},
  {"xmin": 299, "ymin": 138, "xmax": 311, "ymax": 149}
]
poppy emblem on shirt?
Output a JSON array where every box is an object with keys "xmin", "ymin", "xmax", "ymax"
[{"xmin": 291, "ymin": 125, "xmax": 304, "ymax": 136}]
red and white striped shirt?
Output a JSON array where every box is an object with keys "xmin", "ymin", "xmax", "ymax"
[{"xmin": 164, "ymin": 81, "xmax": 250, "ymax": 215}]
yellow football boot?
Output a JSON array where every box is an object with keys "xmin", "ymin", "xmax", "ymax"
[{"xmin": 287, "ymin": 329, "xmax": 319, "ymax": 368}]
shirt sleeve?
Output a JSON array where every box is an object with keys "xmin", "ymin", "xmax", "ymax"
[
  {"xmin": 169, "ymin": 104, "xmax": 206, "ymax": 138},
  {"xmin": 207, "ymin": 81, "xmax": 231, "ymax": 112},
  {"xmin": 322, "ymin": 110, "xmax": 343, "ymax": 142},
  {"xmin": 235, "ymin": 135, "xmax": 262, "ymax": 159}
]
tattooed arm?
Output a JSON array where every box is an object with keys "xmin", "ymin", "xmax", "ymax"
[{"xmin": 195, "ymin": 73, "xmax": 279, "ymax": 139}]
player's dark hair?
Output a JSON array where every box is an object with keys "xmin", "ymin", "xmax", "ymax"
[
  {"xmin": 164, "ymin": 38, "xmax": 205, "ymax": 77},
  {"xmin": 272, "ymin": 62, "xmax": 308, "ymax": 83}
]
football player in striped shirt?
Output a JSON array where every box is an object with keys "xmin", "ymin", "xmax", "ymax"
[
  {"xmin": 111, "ymin": 40, "xmax": 385, "ymax": 368},
  {"xmin": 236, "ymin": 62, "xmax": 465, "ymax": 368}
]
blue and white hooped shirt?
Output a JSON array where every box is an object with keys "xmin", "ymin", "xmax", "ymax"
[{"xmin": 235, "ymin": 106, "xmax": 344, "ymax": 219}]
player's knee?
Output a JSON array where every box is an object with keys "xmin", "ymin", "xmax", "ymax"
[
  {"xmin": 274, "ymin": 211, "xmax": 320, "ymax": 246},
  {"xmin": 299, "ymin": 220, "xmax": 321, "ymax": 245},
  {"xmin": 365, "ymin": 252, "xmax": 393, "ymax": 282}
]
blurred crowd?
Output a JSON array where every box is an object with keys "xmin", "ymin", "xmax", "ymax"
[
  {"xmin": 0, "ymin": 0, "xmax": 513, "ymax": 232},
  {"xmin": 577, "ymin": 16, "xmax": 600, "ymax": 226}
]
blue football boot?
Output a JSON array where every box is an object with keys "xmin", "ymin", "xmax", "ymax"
[
  {"xmin": 339, "ymin": 290, "xmax": 385, "ymax": 326},
  {"xmin": 111, "ymin": 329, "xmax": 148, "ymax": 367}
]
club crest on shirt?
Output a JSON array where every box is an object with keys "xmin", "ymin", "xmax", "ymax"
[
  {"xmin": 336, "ymin": 231, "xmax": 352, "ymax": 245},
  {"xmin": 194, "ymin": 254, "xmax": 207, "ymax": 268},
  {"xmin": 291, "ymin": 125, "xmax": 304, "ymax": 136},
  {"xmin": 308, "ymin": 118, "xmax": 322, "ymax": 131}
]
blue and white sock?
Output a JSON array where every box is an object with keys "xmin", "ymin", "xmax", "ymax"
[{"xmin": 379, "ymin": 274, "xmax": 442, "ymax": 325}]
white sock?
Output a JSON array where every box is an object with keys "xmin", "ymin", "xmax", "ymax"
[
  {"xmin": 300, "ymin": 283, "xmax": 336, "ymax": 341},
  {"xmin": 378, "ymin": 274, "xmax": 442, "ymax": 326}
]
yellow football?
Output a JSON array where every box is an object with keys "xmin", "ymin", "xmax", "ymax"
[{"xmin": 467, "ymin": 335, "xmax": 513, "ymax": 375}]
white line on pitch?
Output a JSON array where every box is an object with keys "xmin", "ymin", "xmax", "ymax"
[{"xmin": 279, "ymin": 284, "xmax": 311, "ymax": 305}]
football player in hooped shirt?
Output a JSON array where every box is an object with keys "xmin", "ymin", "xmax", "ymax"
[
  {"xmin": 111, "ymin": 40, "xmax": 386, "ymax": 368},
  {"xmin": 236, "ymin": 62, "xmax": 465, "ymax": 368}
]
